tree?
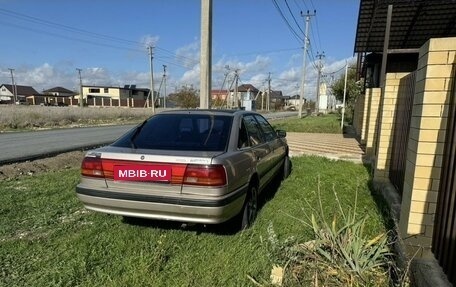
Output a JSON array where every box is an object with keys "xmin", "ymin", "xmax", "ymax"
[
  {"xmin": 168, "ymin": 86, "xmax": 199, "ymax": 108},
  {"xmin": 329, "ymin": 64, "xmax": 363, "ymax": 105}
]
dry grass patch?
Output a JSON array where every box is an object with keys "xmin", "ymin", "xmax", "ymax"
[{"xmin": 0, "ymin": 105, "xmax": 153, "ymax": 130}]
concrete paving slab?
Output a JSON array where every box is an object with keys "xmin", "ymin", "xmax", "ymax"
[{"xmin": 286, "ymin": 132, "xmax": 365, "ymax": 163}]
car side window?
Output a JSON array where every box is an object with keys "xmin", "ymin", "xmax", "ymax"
[
  {"xmin": 254, "ymin": 115, "xmax": 277, "ymax": 142},
  {"xmin": 243, "ymin": 115, "xmax": 265, "ymax": 146},
  {"xmin": 238, "ymin": 120, "xmax": 250, "ymax": 149}
]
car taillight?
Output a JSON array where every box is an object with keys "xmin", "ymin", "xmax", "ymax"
[
  {"xmin": 183, "ymin": 165, "xmax": 227, "ymax": 186},
  {"xmin": 81, "ymin": 158, "xmax": 226, "ymax": 186},
  {"xmin": 81, "ymin": 157, "xmax": 105, "ymax": 178}
]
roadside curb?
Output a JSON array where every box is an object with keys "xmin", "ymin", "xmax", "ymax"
[{"xmin": 0, "ymin": 143, "xmax": 109, "ymax": 165}]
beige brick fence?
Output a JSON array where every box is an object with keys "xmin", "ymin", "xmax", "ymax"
[{"xmin": 355, "ymin": 37, "xmax": 456, "ymax": 278}]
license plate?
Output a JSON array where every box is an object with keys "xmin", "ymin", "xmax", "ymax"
[{"xmin": 114, "ymin": 165, "xmax": 172, "ymax": 181}]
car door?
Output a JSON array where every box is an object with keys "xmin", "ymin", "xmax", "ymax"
[
  {"xmin": 254, "ymin": 114, "xmax": 286, "ymax": 174},
  {"xmin": 242, "ymin": 115, "xmax": 273, "ymax": 191}
]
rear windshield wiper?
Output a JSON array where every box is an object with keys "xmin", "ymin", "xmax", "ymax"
[{"xmin": 130, "ymin": 120, "xmax": 147, "ymax": 149}]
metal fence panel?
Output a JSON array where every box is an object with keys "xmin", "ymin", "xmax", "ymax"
[
  {"xmin": 389, "ymin": 72, "xmax": 416, "ymax": 195},
  {"xmin": 432, "ymin": 74, "xmax": 456, "ymax": 284}
]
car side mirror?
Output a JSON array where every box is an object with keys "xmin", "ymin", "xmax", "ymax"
[{"xmin": 276, "ymin": 130, "xmax": 287, "ymax": 138}]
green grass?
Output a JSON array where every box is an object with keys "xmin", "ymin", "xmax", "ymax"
[
  {"xmin": 0, "ymin": 156, "xmax": 388, "ymax": 286},
  {"xmin": 272, "ymin": 113, "xmax": 342, "ymax": 133}
]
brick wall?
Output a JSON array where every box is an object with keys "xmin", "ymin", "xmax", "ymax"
[
  {"xmin": 360, "ymin": 90, "xmax": 371, "ymax": 144},
  {"xmin": 365, "ymin": 88, "xmax": 381, "ymax": 155},
  {"xmin": 399, "ymin": 37, "xmax": 456, "ymax": 257}
]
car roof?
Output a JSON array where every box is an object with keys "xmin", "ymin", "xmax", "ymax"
[{"xmin": 157, "ymin": 109, "xmax": 259, "ymax": 117}]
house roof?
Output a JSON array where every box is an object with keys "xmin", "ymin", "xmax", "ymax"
[
  {"xmin": 269, "ymin": 90, "xmax": 283, "ymax": 99},
  {"xmin": 211, "ymin": 89, "xmax": 228, "ymax": 94},
  {"xmin": 234, "ymin": 84, "xmax": 259, "ymax": 93},
  {"xmin": 43, "ymin": 86, "xmax": 74, "ymax": 94},
  {"xmin": 354, "ymin": 0, "xmax": 456, "ymax": 53},
  {"xmin": 1, "ymin": 84, "xmax": 39, "ymax": 95}
]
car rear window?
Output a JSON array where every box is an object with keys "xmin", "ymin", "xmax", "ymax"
[{"xmin": 113, "ymin": 114, "xmax": 232, "ymax": 151}]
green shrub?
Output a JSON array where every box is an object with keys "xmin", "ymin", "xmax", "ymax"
[{"xmin": 267, "ymin": 186, "xmax": 395, "ymax": 287}]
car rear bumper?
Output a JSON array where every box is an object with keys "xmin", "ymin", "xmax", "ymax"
[{"xmin": 75, "ymin": 185, "xmax": 247, "ymax": 224}]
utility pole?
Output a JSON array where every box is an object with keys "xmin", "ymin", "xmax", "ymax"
[
  {"xmin": 218, "ymin": 65, "xmax": 230, "ymax": 109},
  {"xmin": 8, "ymin": 68, "xmax": 17, "ymax": 104},
  {"xmin": 341, "ymin": 62, "xmax": 348, "ymax": 130},
  {"xmin": 315, "ymin": 51, "xmax": 325, "ymax": 113},
  {"xmin": 200, "ymin": 0, "xmax": 212, "ymax": 109},
  {"xmin": 298, "ymin": 10, "xmax": 316, "ymax": 118},
  {"xmin": 234, "ymin": 69, "xmax": 239, "ymax": 108},
  {"xmin": 148, "ymin": 46, "xmax": 155, "ymax": 113},
  {"xmin": 267, "ymin": 72, "xmax": 272, "ymax": 111},
  {"xmin": 162, "ymin": 65, "xmax": 167, "ymax": 109},
  {"xmin": 76, "ymin": 68, "xmax": 83, "ymax": 107}
]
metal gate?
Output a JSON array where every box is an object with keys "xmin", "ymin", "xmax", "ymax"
[
  {"xmin": 432, "ymin": 74, "xmax": 456, "ymax": 285},
  {"xmin": 389, "ymin": 72, "xmax": 416, "ymax": 195}
]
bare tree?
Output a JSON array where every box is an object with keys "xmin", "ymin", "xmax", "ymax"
[{"xmin": 168, "ymin": 86, "xmax": 199, "ymax": 108}]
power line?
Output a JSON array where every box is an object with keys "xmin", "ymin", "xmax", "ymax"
[
  {"xmin": 307, "ymin": 0, "xmax": 316, "ymax": 11},
  {"xmin": 0, "ymin": 8, "xmax": 199, "ymax": 70},
  {"xmin": 0, "ymin": 20, "xmax": 143, "ymax": 52},
  {"xmin": 290, "ymin": 2, "xmax": 322, "ymax": 58},
  {"xmin": 322, "ymin": 64, "xmax": 347, "ymax": 75},
  {"xmin": 284, "ymin": 0, "xmax": 304, "ymax": 35},
  {"xmin": 222, "ymin": 47, "xmax": 301, "ymax": 57},
  {"xmin": 313, "ymin": 14, "xmax": 323, "ymax": 52},
  {"xmin": 271, "ymin": 0, "xmax": 303, "ymax": 44},
  {"xmin": 0, "ymin": 8, "xmax": 139, "ymax": 46},
  {"xmin": 299, "ymin": 0, "xmax": 309, "ymax": 10}
]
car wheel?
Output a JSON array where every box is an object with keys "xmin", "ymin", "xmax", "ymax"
[
  {"xmin": 241, "ymin": 185, "xmax": 258, "ymax": 230},
  {"xmin": 282, "ymin": 155, "xmax": 291, "ymax": 180}
]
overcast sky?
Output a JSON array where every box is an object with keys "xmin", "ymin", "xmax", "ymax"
[{"xmin": 0, "ymin": 0, "xmax": 359, "ymax": 99}]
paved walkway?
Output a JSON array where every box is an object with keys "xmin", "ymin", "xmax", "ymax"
[{"xmin": 286, "ymin": 132, "xmax": 365, "ymax": 163}]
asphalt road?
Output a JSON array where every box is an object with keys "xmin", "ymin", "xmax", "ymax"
[
  {"xmin": 0, "ymin": 111, "xmax": 297, "ymax": 164},
  {"xmin": 0, "ymin": 125, "xmax": 135, "ymax": 164}
]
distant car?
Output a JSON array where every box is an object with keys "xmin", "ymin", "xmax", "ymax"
[
  {"xmin": 286, "ymin": 105, "xmax": 296, "ymax": 111},
  {"xmin": 76, "ymin": 109, "xmax": 290, "ymax": 229}
]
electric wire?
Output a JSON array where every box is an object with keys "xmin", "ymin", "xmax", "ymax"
[
  {"xmin": 0, "ymin": 8, "xmax": 198, "ymax": 70},
  {"xmin": 284, "ymin": 0, "xmax": 304, "ymax": 35},
  {"xmin": 322, "ymin": 64, "xmax": 346, "ymax": 75},
  {"xmin": 0, "ymin": 8, "xmax": 138, "ymax": 46},
  {"xmin": 271, "ymin": 0, "xmax": 304, "ymax": 44}
]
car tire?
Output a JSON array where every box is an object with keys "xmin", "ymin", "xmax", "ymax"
[
  {"xmin": 282, "ymin": 155, "xmax": 291, "ymax": 180},
  {"xmin": 240, "ymin": 184, "xmax": 258, "ymax": 230}
]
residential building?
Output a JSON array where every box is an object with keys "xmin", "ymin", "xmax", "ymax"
[
  {"xmin": 80, "ymin": 85, "xmax": 150, "ymax": 101},
  {"xmin": 0, "ymin": 84, "xmax": 39, "ymax": 103},
  {"xmin": 25, "ymin": 86, "xmax": 77, "ymax": 106},
  {"xmin": 211, "ymin": 89, "xmax": 229, "ymax": 101},
  {"xmin": 43, "ymin": 86, "xmax": 75, "ymax": 97}
]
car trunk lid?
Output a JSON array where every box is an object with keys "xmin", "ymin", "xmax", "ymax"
[{"xmin": 83, "ymin": 147, "xmax": 225, "ymax": 194}]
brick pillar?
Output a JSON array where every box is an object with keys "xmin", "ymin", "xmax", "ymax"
[
  {"xmin": 360, "ymin": 90, "xmax": 371, "ymax": 144},
  {"xmin": 374, "ymin": 72, "xmax": 412, "ymax": 181},
  {"xmin": 365, "ymin": 88, "xmax": 381, "ymax": 156},
  {"xmin": 399, "ymin": 37, "xmax": 456, "ymax": 258}
]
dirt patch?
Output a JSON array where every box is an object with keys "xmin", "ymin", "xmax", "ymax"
[{"xmin": 0, "ymin": 151, "xmax": 85, "ymax": 180}]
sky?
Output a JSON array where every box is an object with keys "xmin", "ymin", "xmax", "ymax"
[{"xmin": 0, "ymin": 0, "xmax": 360, "ymax": 100}]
